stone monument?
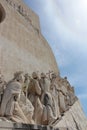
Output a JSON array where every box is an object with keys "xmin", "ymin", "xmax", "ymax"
[
  {"xmin": 0, "ymin": 0, "xmax": 87, "ymax": 130},
  {"xmin": 0, "ymin": 0, "xmax": 59, "ymax": 81}
]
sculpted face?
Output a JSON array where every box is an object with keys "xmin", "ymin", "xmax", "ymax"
[
  {"xmin": 20, "ymin": 74, "xmax": 25, "ymax": 83},
  {"xmin": 41, "ymin": 73, "xmax": 46, "ymax": 78},
  {"xmin": 32, "ymin": 72, "xmax": 38, "ymax": 79},
  {"xmin": 24, "ymin": 73, "xmax": 29, "ymax": 80},
  {"xmin": 14, "ymin": 71, "xmax": 25, "ymax": 83}
]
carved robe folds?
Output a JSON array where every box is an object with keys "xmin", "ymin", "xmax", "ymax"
[
  {"xmin": 58, "ymin": 85, "xmax": 68, "ymax": 113},
  {"xmin": 50, "ymin": 78, "xmax": 60, "ymax": 118},
  {"xmin": 0, "ymin": 81, "xmax": 29, "ymax": 124},
  {"xmin": 28, "ymin": 78, "xmax": 43, "ymax": 124},
  {"xmin": 42, "ymin": 92, "xmax": 57, "ymax": 125}
]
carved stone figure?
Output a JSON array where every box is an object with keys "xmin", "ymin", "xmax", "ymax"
[
  {"xmin": 22, "ymin": 73, "xmax": 30, "ymax": 97},
  {"xmin": 0, "ymin": 73, "xmax": 6, "ymax": 104},
  {"xmin": 21, "ymin": 73, "xmax": 34, "ymax": 124},
  {"xmin": 62, "ymin": 77, "xmax": 77, "ymax": 106},
  {"xmin": 51, "ymin": 74, "xmax": 66, "ymax": 115},
  {"xmin": 42, "ymin": 92, "xmax": 57, "ymax": 125},
  {"xmin": 50, "ymin": 73, "xmax": 61, "ymax": 118},
  {"xmin": 0, "ymin": 71, "xmax": 29, "ymax": 124},
  {"xmin": 0, "ymin": 70, "xmax": 78, "ymax": 125},
  {"xmin": 39, "ymin": 73, "xmax": 57, "ymax": 125},
  {"xmin": 39, "ymin": 73, "xmax": 50, "ymax": 103},
  {"xmin": 19, "ymin": 92, "xmax": 34, "ymax": 124},
  {"xmin": 46, "ymin": 70, "xmax": 53, "ymax": 81},
  {"xmin": 58, "ymin": 87, "xmax": 68, "ymax": 114},
  {"xmin": 27, "ymin": 72, "xmax": 43, "ymax": 124}
]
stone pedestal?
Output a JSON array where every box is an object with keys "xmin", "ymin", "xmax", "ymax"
[{"xmin": 0, "ymin": 121, "xmax": 70, "ymax": 130}]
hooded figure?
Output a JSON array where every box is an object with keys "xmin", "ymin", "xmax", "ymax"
[{"xmin": 0, "ymin": 71, "xmax": 29, "ymax": 124}]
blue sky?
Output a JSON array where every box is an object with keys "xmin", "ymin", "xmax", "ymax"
[{"xmin": 24, "ymin": 0, "xmax": 87, "ymax": 116}]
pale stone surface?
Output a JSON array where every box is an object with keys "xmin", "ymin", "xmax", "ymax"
[
  {"xmin": 0, "ymin": 0, "xmax": 59, "ymax": 81},
  {"xmin": 0, "ymin": 72, "xmax": 6, "ymax": 103},
  {"xmin": 54, "ymin": 100, "xmax": 87, "ymax": 130}
]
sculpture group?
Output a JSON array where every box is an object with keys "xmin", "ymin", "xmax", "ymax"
[{"xmin": 0, "ymin": 70, "xmax": 77, "ymax": 125}]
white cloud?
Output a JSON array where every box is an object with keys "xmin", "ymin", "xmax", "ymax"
[{"xmin": 35, "ymin": 0, "xmax": 87, "ymax": 57}]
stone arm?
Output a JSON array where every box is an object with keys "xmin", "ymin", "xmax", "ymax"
[
  {"xmin": 39, "ymin": 80, "xmax": 44, "ymax": 92},
  {"xmin": 34, "ymin": 80, "xmax": 41, "ymax": 96}
]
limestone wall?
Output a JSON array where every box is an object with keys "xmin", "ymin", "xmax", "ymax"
[{"xmin": 0, "ymin": 0, "xmax": 59, "ymax": 80}]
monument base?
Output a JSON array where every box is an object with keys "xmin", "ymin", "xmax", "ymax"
[{"xmin": 0, "ymin": 121, "xmax": 69, "ymax": 130}]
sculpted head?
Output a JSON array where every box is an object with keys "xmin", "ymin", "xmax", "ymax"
[
  {"xmin": 14, "ymin": 71, "xmax": 25, "ymax": 83},
  {"xmin": 40, "ymin": 72, "xmax": 46, "ymax": 78},
  {"xmin": 24, "ymin": 73, "xmax": 30, "ymax": 80},
  {"xmin": 32, "ymin": 72, "xmax": 38, "ymax": 79}
]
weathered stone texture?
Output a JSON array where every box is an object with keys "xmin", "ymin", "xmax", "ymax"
[
  {"xmin": 0, "ymin": 0, "xmax": 59, "ymax": 80},
  {"xmin": 54, "ymin": 100, "xmax": 87, "ymax": 130},
  {"xmin": 0, "ymin": 121, "xmax": 71, "ymax": 130}
]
